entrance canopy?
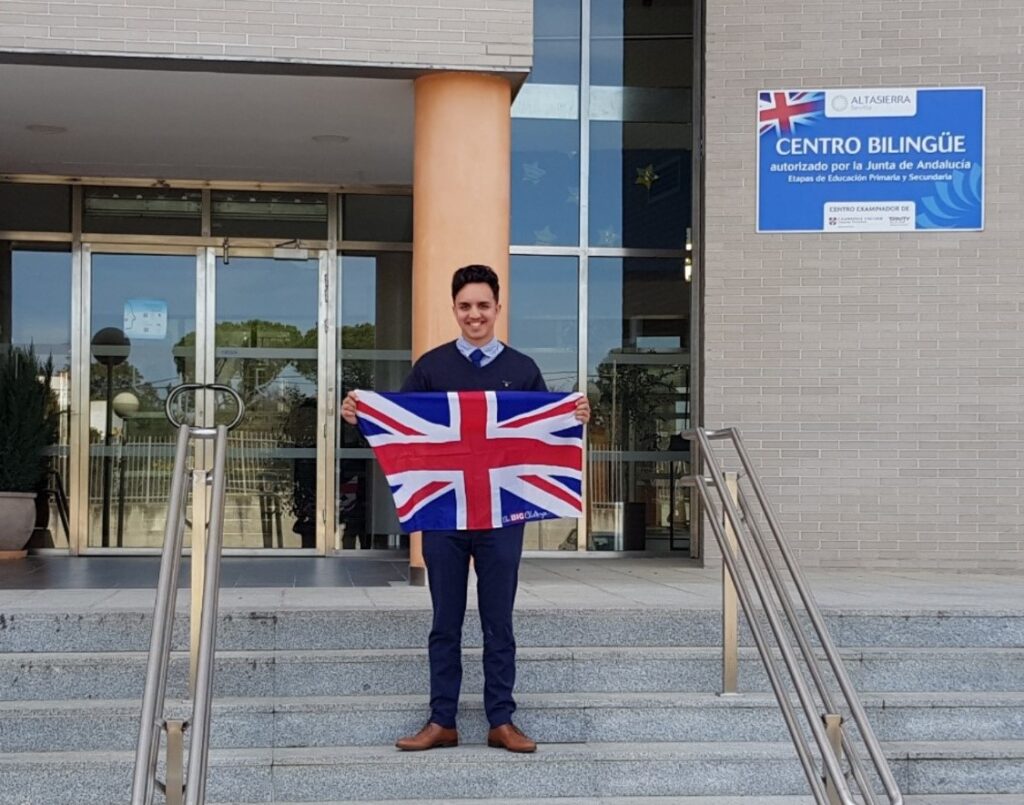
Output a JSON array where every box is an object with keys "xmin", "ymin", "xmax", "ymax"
[{"xmin": 0, "ymin": 62, "xmax": 414, "ymax": 185}]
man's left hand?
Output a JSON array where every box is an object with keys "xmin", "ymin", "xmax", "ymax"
[{"xmin": 575, "ymin": 395, "xmax": 591, "ymax": 424}]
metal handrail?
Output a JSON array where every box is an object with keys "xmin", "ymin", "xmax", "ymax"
[
  {"xmin": 685, "ymin": 427, "xmax": 903, "ymax": 805},
  {"xmin": 131, "ymin": 384, "xmax": 244, "ymax": 805}
]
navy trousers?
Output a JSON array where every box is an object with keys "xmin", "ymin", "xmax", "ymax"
[{"xmin": 421, "ymin": 525, "xmax": 525, "ymax": 728}]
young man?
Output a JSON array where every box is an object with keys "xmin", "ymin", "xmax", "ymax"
[{"xmin": 341, "ymin": 264, "xmax": 590, "ymax": 753}]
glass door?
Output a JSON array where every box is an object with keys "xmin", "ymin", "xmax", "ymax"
[
  {"xmin": 212, "ymin": 251, "xmax": 323, "ymax": 550},
  {"xmin": 83, "ymin": 247, "xmax": 326, "ymax": 551},
  {"xmin": 85, "ymin": 250, "xmax": 198, "ymax": 548}
]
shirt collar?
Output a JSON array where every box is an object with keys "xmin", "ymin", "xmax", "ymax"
[{"xmin": 456, "ymin": 336, "xmax": 502, "ymax": 359}]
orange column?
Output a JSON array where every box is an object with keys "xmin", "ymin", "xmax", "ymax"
[{"xmin": 408, "ymin": 72, "xmax": 512, "ymax": 585}]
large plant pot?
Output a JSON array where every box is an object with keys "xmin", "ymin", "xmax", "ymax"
[{"xmin": 0, "ymin": 492, "xmax": 37, "ymax": 552}]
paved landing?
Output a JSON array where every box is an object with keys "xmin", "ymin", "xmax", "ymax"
[{"xmin": 0, "ymin": 556, "xmax": 1020, "ymax": 614}]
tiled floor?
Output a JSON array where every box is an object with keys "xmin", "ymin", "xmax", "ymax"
[{"xmin": 0, "ymin": 555, "xmax": 409, "ymax": 589}]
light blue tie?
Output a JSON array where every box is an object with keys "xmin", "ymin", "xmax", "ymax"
[{"xmin": 469, "ymin": 348, "xmax": 485, "ymax": 368}]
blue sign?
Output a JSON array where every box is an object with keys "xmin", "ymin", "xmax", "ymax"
[{"xmin": 757, "ymin": 87, "xmax": 985, "ymax": 232}]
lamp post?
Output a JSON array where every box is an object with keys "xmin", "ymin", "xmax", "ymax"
[
  {"xmin": 91, "ymin": 328, "xmax": 130, "ymax": 548},
  {"xmin": 112, "ymin": 391, "xmax": 140, "ymax": 548}
]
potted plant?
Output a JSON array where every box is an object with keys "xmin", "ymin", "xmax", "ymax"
[{"xmin": 0, "ymin": 345, "xmax": 57, "ymax": 556}]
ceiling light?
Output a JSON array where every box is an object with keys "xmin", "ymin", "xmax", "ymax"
[{"xmin": 26, "ymin": 124, "xmax": 68, "ymax": 134}]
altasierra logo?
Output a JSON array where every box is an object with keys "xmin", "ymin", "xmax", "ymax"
[{"xmin": 825, "ymin": 88, "xmax": 917, "ymax": 118}]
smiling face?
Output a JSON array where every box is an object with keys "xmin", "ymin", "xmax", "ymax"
[{"xmin": 452, "ymin": 281, "xmax": 501, "ymax": 347}]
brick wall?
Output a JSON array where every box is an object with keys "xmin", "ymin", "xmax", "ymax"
[
  {"xmin": 0, "ymin": 0, "xmax": 531, "ymax": 72},
  {"xmin": 703, "ymin": 0, "xmax": 1024, "ymax": 570}
]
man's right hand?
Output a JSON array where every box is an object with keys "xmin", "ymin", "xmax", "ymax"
[{"xmin": 341, "ymin": 390, "xmax": 359, "ymax": 426}]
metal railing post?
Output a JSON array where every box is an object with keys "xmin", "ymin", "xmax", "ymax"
[
  {"xmin": 131, "ymin": 425, "xmax": 191, "ymax": 805},
  {"xmin": 721, "ymin": 471, "xmax": 739, "ymax": 696},
  {"xmin": 737, "ymin": 487, "xmax": 878, "ymax": 804},
  {"xmin": 185, "ymin": 424, "xmax": 229, "ymax": 805},
  {"xmin": 131, "ymin": 385, "xmax": 244, "ymax": 805},
  {"xmin": 691, "ymin": 473, "xmax": 829, "ymax": 803},
  {"xmin": 685, "ymin": 426, "xmax": 903, "ymax": 805},
  {"xmin": 190, "ymin": 467, "xmax": 208, "ymax": 695},
  {"xmin": 164, "ymin": 719, "xmax": 186, "ymax": 805},
  {"xmin": 697, "ymin": 428, "xmax": 853, "ymax": 804},
  {"xmin": 728, "ymin": 429, "xmax": 901, "ymax": 805},
  {"xmin": 824, "ymin": 713, "xmax": 844, "ymax": 805}
]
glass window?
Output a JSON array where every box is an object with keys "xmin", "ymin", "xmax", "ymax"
[
  {"xmin": 591, "ymin": 0, "xmax": 694, "ymax": 88},
  {"xmin": 4, "ymin": 247, "xmax": 72, "ymax": 362},
  {"xmin": 509, "ymin": 255, "xmax": 578, "ymax": 392},
  {"xmin": 531, "ymin": 0, "xmax": 581, "ymax": 85},
  {"xmin": 339, "ymin": 252, "xmax": 412, "ymax": 398},
  {"xmin": 511, "ymin": 118, "xmax": 581, "ymax": 246},
  {"xmin": 589, "ymin": 120, "xmax": 691, "ymax": 250},
  {"xmin": 2, "ymin": 246, "xmax": 72, "ymax": 548},
  {"xmin": 342, "ymin": 194, "xmax": 412, "ymax": 243},
  {"xmin": 336, "ymin": 251, "xmax": 412, "ymax": 551},
  {"xmin": 212, "ymin": 191, "xmax": 328, "ymax": 240},
  {"xmin": 510, "ymin": 254, "xmax": 581, "ymax": 552},
  {"xmin": 0, "ymin": 184, "xmax": 72, "ymax": 232},
  {"xmin": 587, "ymin": 257, "xmax": 691, "ymax": 552},
  {"xmin": 83, "ymin": 187, "xmax": 202, "ymax": 236},
  {"xmin": 510, "ymin": 2, "xmax": 582, "ymax": 248},
  {"xmin": 587, "ymin": 0, "xmax": 694, "ymax": 250}
]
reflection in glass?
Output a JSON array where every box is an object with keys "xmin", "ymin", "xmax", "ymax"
[
  {"xmin": 591, "ymin": 0, "xmax": 693, "ymax": 88},
  {"xmin": 337, "ymin": 458, "xmax": 372, "ymax": 550},
  {"xmin": 509, "ymin": 255, "xmax": 578, "ymax": 392},
  {"xmin": 336, "ymin": 252, "xmax": 412, "ymax": 550},
  {"xmin": 587, "ymin": 0, "xmax": 693, "ymax": 251},
  {"xmin": 509, "ymin": 256, "xmax": 580, "ymax": 550},
  {"xmin": 83, "ymin": 187, "xmax": 202, "ymax": 236},
  {"xmin": 531, "ymin": 0, "xmax": 581, "ymax": 85},
  {"xmin": 590, "ymin": 120, "xmax": 691, "ymax": 250},
  {"xmin": 212, "ymin": 191, "xmax": 328, "ymax": 240},
  {"xmin": 511, "ymin": 118, "xmax": 581, "ymax": 246},
  {"xmin": 587, "ymin": 257, "xmax": 691, "ymax": 551},
  {"xmin": 0, "ymin": 184, "xmax": 72, "ymax": 232},
  {"xmin": 342, "ymin": 195, "xmax": 413, "ymax": 243},
  {"xmin": 3, "ymin": 247, "xmax": 72, "ymax": 548},
  {"xmin": 88, "ymin": 254, "xmax": 196, "ymax": 548},
  {"xmin": 214, "ymin": 256, "xmax": 320, "ymax": 549}
]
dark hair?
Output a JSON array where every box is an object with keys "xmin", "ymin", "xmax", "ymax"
[{"xmin": 451, "ymin": 264, "xmax": 500, "ymax": 301}]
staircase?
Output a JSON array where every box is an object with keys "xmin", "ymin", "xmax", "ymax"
[{"xmin": 1, "ymin": 601, "xmax": 1023, "ymax": 803}]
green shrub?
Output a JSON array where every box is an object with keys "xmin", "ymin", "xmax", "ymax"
[{"xmin": 0, "ymin": 346, "xmax": 58, "ymax": 492}]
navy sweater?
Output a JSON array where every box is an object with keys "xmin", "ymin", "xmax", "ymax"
[{"xmin": 401, "ymin": 341, "xmax": 547, "ymax": 393}]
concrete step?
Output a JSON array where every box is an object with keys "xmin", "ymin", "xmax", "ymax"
[
  {"xmin": 3, "ymin": 691, "xmax": 1024, "ymax": 754},
  {"xmin": 3, "ymin": 646, "xmax": 1023, "ymax": 702},
  {"xmin": 3, "ymin": 607, "xmax": 1022, "ymax": 653},
  {"xmin": 220, "ymin": 798, "xmax": 1024, "ymax": 805},
  {"xmin": 222, "ymin": 794, "xmax": 1024, "ymax": 798},
  {"xmin": 226, "ymin": 800, "xmax": 824, "ymax": 805},
  {"xmin": 2, "ymin": 741, "xmax": 1023, "ymax": 803},
  {"xmin": 217, "ymin": 799, "xmax": 1024, "ymax": 805}
]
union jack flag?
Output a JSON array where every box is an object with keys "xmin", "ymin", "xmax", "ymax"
[
  {"xmin": 758, "ymin": 91, "xmax": 824, "ymax": 136},
  {"xmin": 356, "ymin": 390, "xmax": 584, "ymax": 532}
]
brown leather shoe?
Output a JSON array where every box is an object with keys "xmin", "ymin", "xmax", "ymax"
[
  {"xmin": 487, "ymin": 722, "xmax": 537, "ymax": 753},
  {"xmin": 395, "ymin": 722, "xmax": 459, "ymax": 751}
]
